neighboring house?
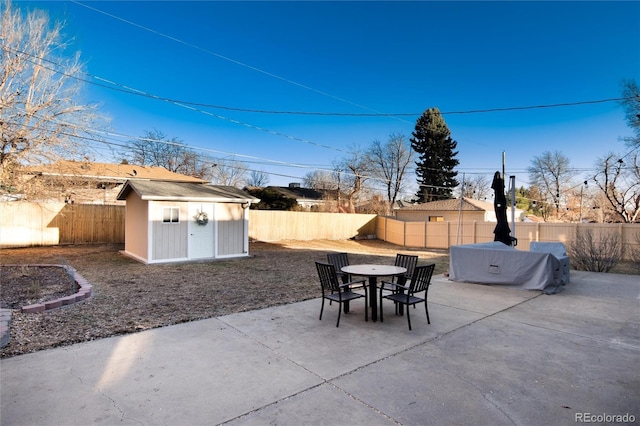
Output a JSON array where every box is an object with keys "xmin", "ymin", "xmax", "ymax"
[
  {"xmin": 22, "ymin": 160, "xmax": 207, "ymax": 204},
  {"xmin": 392, "ymin": 199, "xmax": 417, "ymax": 210},
  {"xmin": 267, "ymin": 183, "xmax": 341, "ymax": 211},
  {"xmin": 116, "ymin": 180, "xmax": 259, "ymax": 264},
  {"xmin": 394, "ymin": 198, "xmax": 526, "ymax": 222}
]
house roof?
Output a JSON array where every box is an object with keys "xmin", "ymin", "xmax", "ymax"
[
  {"xmin": 398, "ymin": 198, "xmax": 491, "ymax": 212},
  {"xmin": 393, "ymin": 199, "xmax": 416, "ymax": 209},
  {"xmin": 25, "ymin": 160, "xmax": 207, "ymax": 184},
  {"xmin": 116, "ymin": 180, "xmax": 260, "ymax": 203},
  {"xmin": 268, "ymin": 186, "xmax": 327, "ymax": 201},
  {"xmin": 397, "ymin": 197, "xmax": 529, "ymax": 222},
  {"xmin": 464, "ymin": 198, "xmax": 497, "ymax": 211}
]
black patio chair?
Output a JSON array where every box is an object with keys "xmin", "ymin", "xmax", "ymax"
[
  {"xmin": 315, "ymin": 262, "xmax": 368, "ymax": 327},
  {"xmin": 380, "ymin": 263, "xmax": 435, "ymax": 330},
  {"xmin": 327, "ymin": 252, "xmax": 360, "ymax": 313},
  {"xmin": 327, "ymin": 252, "xmax": 350, "ymax": 284},
  {"xmin": 379, "ymin": 254, "xmax": 418, "ymax": 314}
]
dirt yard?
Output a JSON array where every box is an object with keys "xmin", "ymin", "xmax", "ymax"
[{"xmin": 0, "ymin": 240, "xmax": 449, "ymax": 358}]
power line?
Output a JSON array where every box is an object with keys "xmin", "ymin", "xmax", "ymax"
[
  {"xmin": 4, "ymin": 45, "xmax": 353, "ymax": 155},
  {"xmin": 6, "ymin": 40, "xmax": 633, "ymax": 180},
  {"xmin": 62, "ymin": 3, "xmax": 635, "ymax": 120},
  {"xmin": 5, "ymin": 43, "xmax": 631, "ymax": 119},
  {"xmin": 69, "ymin": 0, "xmax": 413, "ymax": 125},
  {"xmin": 4, "ymin": 27, "xmax": 635, "ymax": 197},
  {"xmin": 15, "ymin": 114, "xmax": 634, "ymax": 207},
  {"xmin": 5, "ymin": 113, "xmax": 368, "ymax": 188},
  {"xmin": 5, "ymin": 112, "xmax": 338, "ymax": 174},
  {"xmin": 441, "ymin": 98, "xmax": 630, "ymax": 116},
  {"xmin": 9, "ymin": 102, "xmax": 635, "ymax": 185},
  {"xmin": 5, "ymin": 3, "xmax": 636, "ymax": 202},
  {"xmin": 11, "ymin": 110, "xmax": 635, "ymax": 200}
]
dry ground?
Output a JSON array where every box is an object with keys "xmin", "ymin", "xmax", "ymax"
[{"xmin": 0, "ymin": 240, "xmax": 449, "ymax": 358}]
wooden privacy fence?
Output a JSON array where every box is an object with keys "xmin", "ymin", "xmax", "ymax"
[
  {"xmin": 0, "ymin": 203, "xmax": 125, "ymax": 247},
  {"xmin": 377, "ymin": 216, "xmax": 640, "ymax": 261},
  {"xmin": 0, "ymin": 203, "xmax": 377, "ymax": 247},
  {"xmin": 248, "ymin": 210, "xmax": 377, "ymax": 242},
  {"xmin": 2, "ymin": 203, "xmax": 638, "ymax": 261}
]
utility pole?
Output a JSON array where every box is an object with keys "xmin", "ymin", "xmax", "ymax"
[{"xmin": 579, "ymin": 180, "xmax": 587, "ymax": 223}]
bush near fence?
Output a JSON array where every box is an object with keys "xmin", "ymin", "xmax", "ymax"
[{"xmin": 1, "ymin": 203, "xmax": 638, "ymax": 261}]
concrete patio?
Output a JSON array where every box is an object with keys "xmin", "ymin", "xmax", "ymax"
[{"xmin": 1, "ymin": 270, "xmax": 638, "ymax": 425}]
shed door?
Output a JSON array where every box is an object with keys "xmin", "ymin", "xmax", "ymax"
[{"xmin": 188, "ymin": 203, "xmax": 215, "ymax": 259}]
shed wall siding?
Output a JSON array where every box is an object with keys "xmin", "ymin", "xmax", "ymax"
[
  {"xmin": 150, "ymin": 201, "xmax": 188, "ymax": 261},
  {"xmin": 216, "ymin": 203, "xmax": 245, "ymax": 256},
  {"xmin": 125, "ymin": 194, "xmax": 149, "ymax": 261}
]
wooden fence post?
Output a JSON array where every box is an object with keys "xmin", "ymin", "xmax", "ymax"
[{"xmin": 424, "ymin": 221, "xmax": 428, "ymax": 248}]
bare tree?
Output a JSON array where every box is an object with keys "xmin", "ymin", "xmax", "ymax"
[
  {"xmin": 303, "ymin": 170, "xmax": 338, "ymax": 190},
  {"xmin": 587, "ymin": 191, "xmax": 621, "ymax": 223},
  {"xmin": 592, "ymin": 152, "xmax": 640, "ymax": 223},
  {"xmin": 1, "ymin": 1, "xmax": 106, "ymax": 196},
  {"xmin": 120, "ymin": 129, "xmax": 211, "ymax": 179},
  {"xmin": 210, "ymin": 158, "xmax": 248, "ymax": 187},
  {"xmin": 336, "ymin": 146, "xmax": 369, "ymax": 213},
  {"xmin": 245, "ymin": 170, "xmax": 270, "ymax": 187},
  {"xmin": 461, "ymin": 174, "xmax": 491, "ymax": 200},
  {"xmin": 527, "ymin": 150, "xmax": 574, "ymax": 216},
  {"xmin": 367, "ymin": 133, "xmax": 413, "ymax": 212}
]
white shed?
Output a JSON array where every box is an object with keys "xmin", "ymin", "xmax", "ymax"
[{"xmin": 116, "ymin": 180, "xmax": 259, "ymax": 264}]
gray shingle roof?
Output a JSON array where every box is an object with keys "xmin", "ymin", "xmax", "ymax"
[{"xmin": 116, "ymin": 180, "xmax": 259, "ymax": 203}]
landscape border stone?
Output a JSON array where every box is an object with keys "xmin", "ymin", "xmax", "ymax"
[
  {"xmin": 1, "ymin": 265, "xmax": 93, "ymax": 348},
  {"xmin": 18, "ymin": 264, "xmax": 93, "ymax": 313}
]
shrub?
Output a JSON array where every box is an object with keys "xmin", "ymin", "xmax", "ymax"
[{"xmin": 567, "ymin": 227, "xmax": 622, "ymax": 272}]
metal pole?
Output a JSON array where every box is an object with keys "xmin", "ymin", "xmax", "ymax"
[
  {"xmin": 579, "ymin": 185, "xmax": 583, "ymax": 223},
  {"xmin": 510, "ymin": 175, "xmax": 516, "ymax": 241}
]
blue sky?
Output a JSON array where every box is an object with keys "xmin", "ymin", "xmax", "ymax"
[{"xmin": 19, "ymin": 1, "xmax": 640, "ymax": 196}]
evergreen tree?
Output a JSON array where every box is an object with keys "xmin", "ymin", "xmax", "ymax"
[
  {"xmin": 411, "ymin": 108, "xmax": 460, "ymax": 202},
  {"xmin": 244, "ymin": 187, "xmax": 298, "ymax": 210}
]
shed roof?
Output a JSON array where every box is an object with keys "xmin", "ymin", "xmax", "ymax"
[{"xmin": 116, "ymin": 180, "xmax": 259, "ymax": 203}]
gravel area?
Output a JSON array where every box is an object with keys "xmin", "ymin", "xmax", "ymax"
[{"xmin": 0, "ymin": 240, "xmax": 449, "ymax": 358}]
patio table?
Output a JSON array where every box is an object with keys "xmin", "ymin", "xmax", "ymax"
[{"xmin": 341, "ymin": 264, "xmax": 406, "ymax": 322}]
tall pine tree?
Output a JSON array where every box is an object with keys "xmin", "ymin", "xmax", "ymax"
[{"xmin": 411, "ymin": 107, "xmax": 460, "ymax": 202}]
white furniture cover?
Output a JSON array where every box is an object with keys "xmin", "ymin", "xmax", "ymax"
[
  {"xmin": 530, "ymin": 242, "xmax": 570, "ymax": 284},
  {"xmin": 449, "ymin": 242, "xmax": 569, "ymax": 292}
]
